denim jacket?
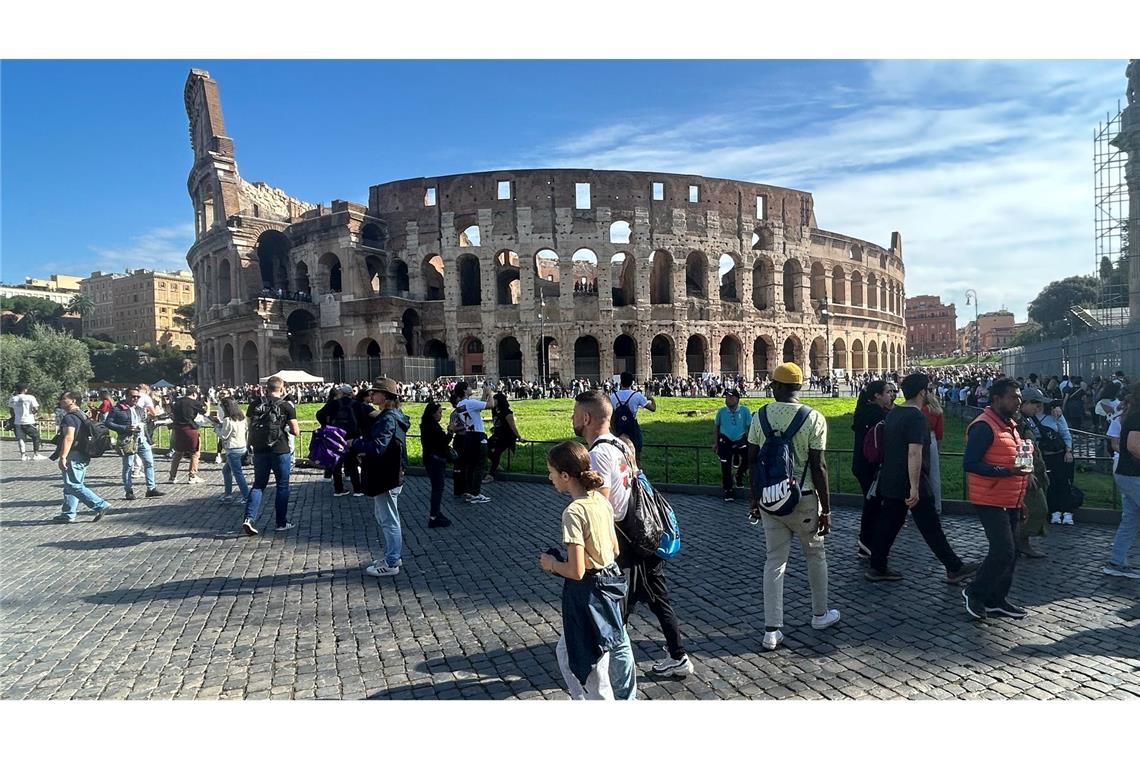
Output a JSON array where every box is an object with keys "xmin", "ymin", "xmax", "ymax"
[{"xmin": 561, "ymin": 562, "xmax": 628, "ymax": 687}]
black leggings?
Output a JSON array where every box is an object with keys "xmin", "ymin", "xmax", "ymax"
[{"xmin": 620, "ymin": 554, "xmax": 686, "ymax": 660}]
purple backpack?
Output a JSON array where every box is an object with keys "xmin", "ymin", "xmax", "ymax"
[{"xmin": 308, "ymin": 425, "xmax": 348, "ymax": 469}]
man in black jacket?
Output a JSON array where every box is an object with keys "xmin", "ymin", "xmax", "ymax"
[
  {"xmin": 353, "ymin": 378, "xmax": 410, "ymax": 578},
  {"xmin": 105, "ymin": 385, "xmax": 164, "ymax": 500}
]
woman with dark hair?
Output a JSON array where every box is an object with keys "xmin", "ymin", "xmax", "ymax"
[
  {"xmin": 852, "ymin": 379, "xmax": 897, "ymax": 558},
  {"xmin": 211, "ymin": 397, "xmax": 249, "ymax": 504},
  {"xmin": 486, "ymin": 392, "xmax": 523, "ymax": 481},
  {"xmin": 420, "ymin": 401, "xmax": 453, "ymax": 528}
]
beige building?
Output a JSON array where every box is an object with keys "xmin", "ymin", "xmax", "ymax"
[
  {"xmin": 80, "ymin": 269, "xmax": 195, "ymax": 348},
  {"xmin": 0, "ymin": 274, "xmax": 83, "ymax": 307}
]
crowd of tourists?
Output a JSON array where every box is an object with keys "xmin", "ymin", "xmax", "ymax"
[{"xmin": 7, "ymin": 357, "xmax": 1140, "ymax": 700}]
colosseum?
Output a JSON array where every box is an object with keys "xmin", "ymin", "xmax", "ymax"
[{"xmin": 185, "ymin": 69, "xmax": 908, "ymax": 388}]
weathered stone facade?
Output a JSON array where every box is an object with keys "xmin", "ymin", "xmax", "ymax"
[{"xmin": 185, "ymin": 69, "xmax": 908, "ymax": 387}]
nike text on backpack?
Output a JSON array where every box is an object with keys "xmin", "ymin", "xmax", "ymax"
[
  {"xmin": 862, "ymin": 420, "xmax": 884, "ymax": 466},
  {"xmin": 751, "ymin": 405, "xmax": 812, "ymax": 518},
  {"xmin": 249, "ymin": 398, "xmax": 288, "ymax": 450},
  {"xmin": 308, "ymin": 425, "xmax": 348, "ymax": 470},
  {"xmin": 590, "ymin": 439, "xmax": 682, "ymax": 560}
]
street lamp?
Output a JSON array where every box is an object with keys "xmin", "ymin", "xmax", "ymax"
[
  {"xmin": 818, "ymin": 296, "xmax": 837, "ymax": 396},
  {"xmin": 965, "ymin": 289, "xmax": 980, "ymax": 359},
  {"xmin": 539, "ymin": 290, "xmax": 547, "ymax": 397}
]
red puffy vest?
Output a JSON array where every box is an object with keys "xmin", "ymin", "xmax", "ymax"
[{"xmin": 966, "ymin": 407, "xmax": 1029, "ymax": 509}]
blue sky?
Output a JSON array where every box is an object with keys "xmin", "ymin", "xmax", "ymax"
[{"xmin": 1, "ymin": 59, "xmax": 1129, "ymax": 325}]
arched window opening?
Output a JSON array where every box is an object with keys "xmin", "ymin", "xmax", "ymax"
[
  {"xmin": 609, "ymin": 221, "xmax": 631, "ymax": 244},
  {"xmin": 719, "ymin": 254, "xmax": 740, "ymax": 302},
  {"xmin": 611, "ymin": 253, "xmax": 635, "ymax": 306},
  {"xmin": 571, "ymin": 248, "xmax": 598, "ymax": 295},
  {"xmin": 421, "ymin": 255, "xmax": 443, "ymax": 300},
  {"xmin": 457, "ymin": 255, "xmax": 481, "ymax": 306},
  {"xmin": 685, "ymin": 251, "xmax": 707, "ymax": 299}
]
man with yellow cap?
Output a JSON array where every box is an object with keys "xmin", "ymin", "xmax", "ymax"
[{"xmin": 747, "ymin": 362, "xmax": 840, "ymax": 652}]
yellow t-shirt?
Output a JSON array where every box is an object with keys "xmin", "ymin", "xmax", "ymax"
[
  {"xmin": 560, "ymin": 490, "xmax": 619, "ymax": 570},
  {"xmin": 747, "ymin": 401, "xmax": 828, "ymax": 492}
]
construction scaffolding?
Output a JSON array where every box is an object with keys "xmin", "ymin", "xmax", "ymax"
[{"xmin": 1093, "ymin": 103, "xmax": 1129, "ymax": 328}]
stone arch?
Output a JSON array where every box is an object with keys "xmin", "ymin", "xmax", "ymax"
[
  {"xmin": 424, "ymin": 340, "xmax": 448, "ymax": 360},
  {"xmin": 613, "ymin": 334, "xmax": 637, "ymax": 377},
  {"xmin": 217, "ymin": 258, "xmax": 232, "ymax": 304},
  {"xmin": 461, "ymin": 335, "xmax": 484, "ymax": 375},
  {"xmin": 390, "ymin": 259, "xmax": 410, "ymax": 294},
  {"xmin": 649, "ymin": 250, "xmax": 673, "ymax": 304},
  {"xmin": 322, "ymin": 340, "xmax": 345, "ymax": 381},
  {"xmin": 809, "ymin": 336, "xmax": 828, "ymax": 375},
  {"xmin": 574, "ymin": 336, "xmax": 601, "ymax": 380},
  {"xmin": 686, "ymin": 334, "xmax": 708, "ymax": 374},
  {"xmin": 611, "ymin": 252, "xmax": 636, "ymax": 306},
  {"xmin": 880, "ymin": 280, "xmax": 888, "ymax": 313},
  {"xmin": 832, "ymin": 337, "xmax": 848, "ymax": 370},
  {"xmin": 685, "ymin": 251, "xmax": 707, "ymax": 299},
  {"xmin": 401, "ymin": 309, "xmax": 422, "ymax": 356},
  {"xmin": 421, "ymin": 254, "xmax": 443, "ymax": 300},
  {"xmin": 241, "ymin": 340, "xmax": 259, "ymax": 384},
  {"xmin": 253, "ymin": 230, "xmax": 290, "ymax": 293},
  {"xmin": 850, "ymin": 270, "xmax": 864, "ymax": 307},
  {"xmin": 851, "ymin": 339, "xmax": 865, "ymax": 371},
  {"xmin": 498, "ymin": 336, "xmax": 523, "ymax": 378},
  {"xmin": 572, "ymin": 248, "xmax": 599, "ymax": 294},
  {"xmin": 535, "ymin": 248, "xmax": 560, "ymax": 299},
  {"xmin": 609, "ymin": 220, "xmax": 631, "ymax": 245},
  {"xmin": 810, "ymin": 261, "xmax": 827, "ymax": 303},
  {"xmin": 651, "ymin": 334, "xmax": 674, "ymax": 376},
  {"xmin": 719, "ymin": 334, "xmax": 743, "ymax": 375},
  {"xmin": 868, "ymin": 340, "xmax": 880, "ymax": 372},
  {"xmin": 357, "ymin": 338, "xmax": 382, "ymax": 379},
  {"xmin": 457, "ymin": 254, "xmax": 481, "ymax": 306},
  {"xmin": 752, "ymin": 227, "xmax": 775, "ymax": 250},
  {"xmin": 537, "ymin": 336, "xmax": 559, "ymax": 381},
  {"xmin": 753, "ymin": 336, "xmax": 774, "ymax": 379},
  {"xmin": 291, "ymin": 261, "xmax": 310, "ymax": 296},
  {"xmin": 719, "ymin": 253, "xmax": 742, "ymax": 302},
  {"xmin": 361, "ymin": 222, "xmax": 385, "ymax": 249},
  {"xmin": 782, "ymin": 335, "xmax": 802, "ymax": 365},
  {"xmin": 365, "ymin": 255, "xmax": 384, "ymax": 295},
  {"xmin": 752, "ymin": 255, "xmax": 775, "ymax": 310},
  {"xmin": 458, "ymin": 224, "xmax": 481, "ymax": 247},
  {"xmin": 495, "ymin": 250, "xmax": 520, "ymax": 306},
  {"xmin": 221, "ymin": 343, "xmax": 235, "ymax": 386},
  {"xmin": 867, "ymin": 272, "xmax": 879, "ymax": 310},
  {"xmin": 782, "ymin": 259, "xmax": 803, "ymax": 312},
  {"xmin": 831, "ymin": 265, "xmax": 846, "ymax": 304},
  {"xmin": 318, "ymin": 252, "xmax": 343, "ymax": 294}
]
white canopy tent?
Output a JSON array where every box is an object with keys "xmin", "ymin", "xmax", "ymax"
[{"xmin": 258, "ymin": 370, "xmax": 326, "ymax": 384}]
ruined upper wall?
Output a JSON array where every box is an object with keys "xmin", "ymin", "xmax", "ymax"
[
  {"xmin": 369, "ymin": 169, "xmax": 819, "ymax": 248},
  {"xmin": 237, "ymin": 179, "xmax": 317, "ymax": 222}
]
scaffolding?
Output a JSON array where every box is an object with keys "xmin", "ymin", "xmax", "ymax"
[{"xmin": 1093, "ymin": 103, "xmax": 1129, "ymax": 328}]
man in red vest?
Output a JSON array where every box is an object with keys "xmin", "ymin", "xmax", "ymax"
[{"xmin": 962, "ymin": 378, "xmax": 1033, "ymax": 620}]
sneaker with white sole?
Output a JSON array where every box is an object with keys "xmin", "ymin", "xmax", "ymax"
[
  {"xmin": 651, "ymin": 654, "xmax": 694, "ymax": 677},
  {"xmin": 19, "ymin": 453, "xmax": 30, "ymax": 462},
  {"xmin": 365, "ymin": 562, "xmax": 400, "ymax": 578},
  {"xmin": 1062, "ymin": 512, "xmax": 1074, "ymax": 526},
  {"xmin": 188, "ymin": 475, "xmax": 205, "ymax": 485},
  {"xmin": 333, "ymin": 490, "xmax": 351, "ymax": 497},
  {"xmin": 811, "ymin": 609, "xmax": 841, "ymax": 630},
  {"xmin": 761, "ymin": 630, "xmax": 784, "ymax": 651},
  {"xmin": 962, "ymin": 587, "xmax": 987, "ymax": 620},
  {"xmin": 31, "ymin": 453, "xmax": 48, "ymax": 461},
  {"xmin": 469, "ymin": 494, "xmax": 491, "ymax": 503},
  {"xmin": 274, "ymin": 522, "xmax": 294, "ymax": 532},
  {"xmin": 985, "ymin": 600, "xmax": 1028, "ymax": 619},
  {"xmin": 1102, "ymin": 562, "xmax": 1140, "ymax": 579},
  {"xmin": 242, "ymin": 519, "xmax": 258, "ymax": 536},
  {"xmin": 1050, "ymin": 512, "xmax": 1062, "ymax": 525}
]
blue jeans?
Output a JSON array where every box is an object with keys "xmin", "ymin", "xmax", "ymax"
[
  {"xmin": 1111, "ymin": 474, "xmax": 1140, "ymax": 566},
  {"xmin": 61, "ymin": 454, "xmax": 109, "ymax": 518},
  {"xmin": 123, "ymin": 436, "xmax": 156, "ymax": 492},
  {"xmin": 373, "ymin": 486, "xmax": 403, "ymax": 567},
  {"xmin": 223, "ymin": 447, "xmax": 250, "ymax": 500},
  {"xmin": 246, "ymin": 452, "xmax": 292, "ymax": 527}
]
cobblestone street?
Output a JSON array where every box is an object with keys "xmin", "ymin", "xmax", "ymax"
[{"xmin": 1, "ymin": 448, "xmax": 1137, "ymax": 700}]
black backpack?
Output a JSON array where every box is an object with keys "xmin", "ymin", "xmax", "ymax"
[
  {"xmin": 611, "ymin": 390, "xmax": 640, "ymax": 438},
  {"xmin": 590, "ymin": 438, "xmax": 667, "ymax": 561},
  {"xmin": 248, "ymin": 398, "xmax": 288, "ymax": 450},
  {"xmin": 332, "ymin": 398, "xmax": 359, "ymax": 438},
  {"xmin": 86, "ymin": 420, "xmax": 114, "ymax": 458}
]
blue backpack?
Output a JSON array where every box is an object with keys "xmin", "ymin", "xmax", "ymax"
[
  {"xmin": 638, "ymin": 473, "xmax": 682, "ymax": 559},
  {"xmin": 750, "ymin": 405, "xmax": 812, "ymax": 518}
]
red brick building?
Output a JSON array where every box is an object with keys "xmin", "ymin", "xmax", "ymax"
[{"xmin": 905, "ymin": 295, "xmax": 957, "ymax": 357}]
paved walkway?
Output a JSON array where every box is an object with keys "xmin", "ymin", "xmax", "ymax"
[{"xmin": 1, "ymin": 448, "xmax": 1137, "ymax": 700}]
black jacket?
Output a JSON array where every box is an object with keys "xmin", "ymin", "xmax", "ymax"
[
  {"xmin": 421, "ymin": 418, "xmax": 453, "ymax": 462},
  {"xmin": 852, "ymin": 402, "xmax": 887, "ymax": 481}
]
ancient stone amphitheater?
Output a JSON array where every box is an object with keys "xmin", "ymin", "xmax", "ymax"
[{"xmin": 185, "ymin": 70, "xmax": 907, "ymax": 387}]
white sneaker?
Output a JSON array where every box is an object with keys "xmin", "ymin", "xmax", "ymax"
[
  {"xmin": 651, "ymin": 654, "xmax": 694, "ymax": 677},
  {"xmin": 274, "ymin": 522, "xmax": 294, "ymax": 532},
  {"xmin": 31, "ymin": 453, "xmax": 48, "ymax": 461},
  {"xmin": 1103, "ymin": 562, "xmax": 1140, "ymax": 579},
  {"xmin": 365, "ymin": 562, "xmax": 400, "ymax": 578},
  {"xmin": 1062, "ymin": 513, "xmax": 1074, "ymax": 526},
  {"xmin": 19, "ymin": 453, "xmax": 30, "ymax": 461},
  {"xmin": 469, "ymin": 494, "xmax": 491, "ymax": 503},
  {"xmin": 188, "ymin": 475, "xmax": 205, "ymax": 485},
  {"xmin": 811, "ymin": 609, "xmax": 842, "ymax": 630},
  {"xmin": 761, "ymin": 630, "xmax": 784, "ymax": 651},
  {"xmin": 1050, "ymin": 512, "xmax": 1062, "ymax": 525}
]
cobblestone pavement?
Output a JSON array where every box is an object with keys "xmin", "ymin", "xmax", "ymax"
[{"xmin": 1, "ymin": 447, "xmax": 1137, "ymax": 700}]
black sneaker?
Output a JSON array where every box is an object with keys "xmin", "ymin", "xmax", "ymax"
[
  {"xmin": 946, "ymin": 561, "xmax": 980, "ymax": 585},
  {"xmin": 962, "ymin": 588, "xmax": 987, "ymax": 620},
  {"xmin": 985, "ymin": 601, "xmax": 1028, "ymax": 619},
  {"xmin": 428, "ymin": 515, "xmax": 453, "ymax": 529},
  {"xmin": 52, "ymin": 513, "xmax": 76, "ymax": 523},
  {"xmin": 857, "ymin": 540, "xmax": 872, "ymax": 560},
  {"xmin": 145, "ymin": 488, "xmax": 165, "ymax": 498},
  {"xmin": 93, "ymin": 507, "xmax": 109, "ymax": 522},
  {"xmin": 864, "ymin": 567, "xmax": 904, "ymax": 582},
  {"xmin": 124, "ymin": 491, "xmax": 136, "ymax": 501}
]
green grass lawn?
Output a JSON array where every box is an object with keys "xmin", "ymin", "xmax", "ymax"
[{"xmin": 142, "ymin": 395, "xmax": 1119, "ymax": 509}]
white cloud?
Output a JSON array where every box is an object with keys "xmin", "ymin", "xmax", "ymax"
[
  {"xmin": 509, "ymin": 60, "xmax": 1129, "ymax": 325},
  {"xmin": 88, "ymin": 223, "xmax": 195, "ymax": 274}
]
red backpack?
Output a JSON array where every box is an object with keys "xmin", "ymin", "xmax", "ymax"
[{"xmin": 862, "ymin": 420, "xmax": 885, "ymax": 466}]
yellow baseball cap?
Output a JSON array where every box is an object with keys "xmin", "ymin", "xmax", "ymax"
[{"xmin": 772, "ymin": 362, "xmax": 804, "ymax": 385}]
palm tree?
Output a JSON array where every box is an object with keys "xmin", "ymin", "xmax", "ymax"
[{"xmin": 66, "ymin": 293, "xmax": 94, "ymax": 317}]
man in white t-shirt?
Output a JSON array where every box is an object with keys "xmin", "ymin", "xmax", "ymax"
[
  {"xmin": 608, "ymin": 371, "xmax": 656, "ymax": 462},
  {"xmin": 450, "ymin": 380, "xmax": 495, "ymax": 503},
  {"xmin": 574, "ymin": 389, "xmax": 694, "ymax": 678},
  {"xmin": 8, "ymin": 384, "xmax": 46, "ymax": 461}
]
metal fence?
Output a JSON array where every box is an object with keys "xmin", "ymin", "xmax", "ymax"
[{"xmin": 1001, "ymin": 323, "xmax": 1140, "ymax": 380}]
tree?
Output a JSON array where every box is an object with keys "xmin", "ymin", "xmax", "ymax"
[
  {"xmin": 0, "ymin": 295, "xmax": 64, "ymax": 327},
  {"xmin": 66, "ymin": 293, "xmax": 95, "ymax": 317},
  {"xmin": 1010, "ymin": 324, "xmax": 1045, "ymax": 347},
  {"xmin": 1, "ymin": 325, "xmax": 92, "ymax": 403},
  {"xmin": 173, "ymin": 304, "xmax": 195, "ymax": 333},
  {"xmin": 1027, "ymin": 276, "xmax": 1099, "ymax": 338}
]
